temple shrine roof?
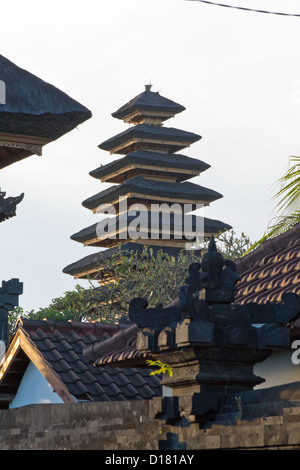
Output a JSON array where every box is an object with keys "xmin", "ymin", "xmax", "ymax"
[
  {"xmin": 89, "ymin": 149, "xmax": 210, "ymax": 184},
  {"xmin": 0, "ymin": 55, "xmax": 91, "ymax": 168},
  {"xmin": 111, "ymin": 85, "xmax": 185, "ymax": 123},
  {"xmin": 70, "ymin": 213, "xmax": 231, "ymax": 248},
  {"xmin": 82, "ymin": 176, "xmax": 223, "ymax": 212},
  {"xmin": 98, "ymin": 123, "xmax": 201, "ymax": 155}
]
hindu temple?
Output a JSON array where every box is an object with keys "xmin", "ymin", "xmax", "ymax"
[{"xmin": 63, "ymin": 85, "xmax": 231, "ymax": 282}]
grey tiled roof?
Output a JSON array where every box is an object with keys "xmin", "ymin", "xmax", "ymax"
[{"xmin": 18, "ymin": 319, "xmax": 162, "ymax": 402}]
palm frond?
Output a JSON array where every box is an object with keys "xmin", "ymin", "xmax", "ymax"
[
  {"xmin": 244, "ymin": 156, "xmax": 300, "ymax": 255},
  {"xmin": 273, "ymin": 156, "xmax": 300, "ymax": 213}
]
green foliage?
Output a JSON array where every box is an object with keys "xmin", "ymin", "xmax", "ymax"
[
  {"xmin": 234, "ymin": 395, "xmax": 242, "ymax": 421},
  {"xmin": 8, "ymin": 306, "xmax": 26, "ymax": 340},
  {"xmin": 275, "ymin": 156, "xmax": 300, "ymax": 215},
  {"xmin": 146, "ymin": 359, "xmax": 173, "ymax": 377},
  {"xmin": 10, "ymin": 246, "xmax": 199, "ymax": 337},
  {"xmin": 11, "ymin": 232, "xmax": 251, "ymax": 338},
  {"xmin": 92, "ymin": 245, "xmax": 199, "ymax": 320},
  {"xmin": 211, "ymin": 230, "xmax": 253, "ymax": 260},
  {"xmin": 245, "ymin": 156, "xmax": 300, "ymax": 254}
]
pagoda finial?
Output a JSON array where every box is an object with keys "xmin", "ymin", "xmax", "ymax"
[
  {"xmin": 208, "ymin": 235, "xmax": 217, "ymax": 252},
  {"xmin": 145, "ymin": 84, "xmax": 152, "ymax": 92}
]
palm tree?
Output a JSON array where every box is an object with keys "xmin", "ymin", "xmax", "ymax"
[{"xmin": 245, "ymin": 155, "xmax": 300, "ymax": 254}]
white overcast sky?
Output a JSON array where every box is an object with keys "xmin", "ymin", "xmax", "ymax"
[{"xmin": 1, "ymin": 0, "xmax": 300, "ymax": 312}]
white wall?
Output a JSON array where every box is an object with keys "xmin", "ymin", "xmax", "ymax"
[
  {"xmin": 9, "ymin": 361, "xmax": 64, "ymax": 409},
  {"xmin": 254, "ymin": 350, "xmax": 300, "ymax": 389}
]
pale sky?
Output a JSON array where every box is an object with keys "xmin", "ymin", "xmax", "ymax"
[{"xmin": 1, "ymin": 0, "xmax": 300, "ymax": 312}]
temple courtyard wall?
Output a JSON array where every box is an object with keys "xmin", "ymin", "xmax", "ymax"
[{"xmin": 2, "ymin": 387, "xmax": 300, "ymax": 450}]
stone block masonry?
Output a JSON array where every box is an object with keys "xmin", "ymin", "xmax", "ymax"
[
  {"xmin": 0, "ymin": 394, "xmax": 300, "ymax": 449},
  {"xmin": 0, "ymin": 400, "xmax": 161, "ymax": 450}
]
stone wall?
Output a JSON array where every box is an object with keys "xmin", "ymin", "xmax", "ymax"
[
  {"xmin": 1, "ymin": 394, "xmax": 300, "ymax": 450},
  {"xmin": 0, "ymin": 399, "xmax": 162, "ymax": 450}
]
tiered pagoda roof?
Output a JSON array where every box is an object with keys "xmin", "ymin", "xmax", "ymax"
[
  {"xmin": 89, "ymin": 149, "xmax": 210, "ymax": 184},
  {"xmin": 63, "ymin": 86, "xmax": 231, "ymax": 281}
]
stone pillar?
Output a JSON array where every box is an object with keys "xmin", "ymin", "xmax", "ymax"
[{"xmin": 0, "ymin": 279, "xmax": 23, "ymax": 345}]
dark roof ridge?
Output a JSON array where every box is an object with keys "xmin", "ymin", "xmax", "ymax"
[
  {"xmin": 235, "ymin": 222, "xmax": 300, "ymax": 274},
  {"xmin": 83, "ymin": 323, "xmax": 139, "ymax": 363},
  {"xmin": 17, "ymin": 318, "xmax": 120, "ymax": 333}
]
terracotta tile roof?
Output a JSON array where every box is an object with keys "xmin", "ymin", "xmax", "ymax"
[
  {"xmin": 14, "ymin": 319, "xmax": 161, "ymax": 402},
  {"xmin": 234, "ymin": 222, "xmax": 300, "ymax": 305}
]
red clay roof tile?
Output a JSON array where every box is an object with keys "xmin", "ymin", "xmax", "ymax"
[{"xmin": 234, "ymin": 223, "xmax": 300, "ymax": 305}]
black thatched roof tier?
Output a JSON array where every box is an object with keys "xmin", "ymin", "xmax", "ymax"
[
  {"xmin": 63, "ymin": 242, "xmax": 199, "ymax": 280},
  {"xmin": 70, "ymin": 213, "xmax": 231, "ymax": 247},
  {"xmin": 111, "ymin": 86, "xmax": 185, "ymax": 123},
  {"xmin": 89, "ymin": 150, "xmax": 210, "ymax": 183},
  {"xmin": 0, "ymin": 55, "xmax": 91, "ymax": 140},
  {"xmin": 98, "ymin": 124, "xmax": 201, "ymax": 155},
  {"xmin": 82, "ymin": 176, "xmax": 223, "ymax": 212}
]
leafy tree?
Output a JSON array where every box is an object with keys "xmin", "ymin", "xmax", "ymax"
[
  {"xmin": 206, "ymin": 230, "xmax": 253, "ymax": 260},
  {"xmin": 9, "ymin": 246, "xmax": 199, "ymax": 337},
  {"xmin": 10, "ymin": 231, "xmax": 252, "ymax": 338}
]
